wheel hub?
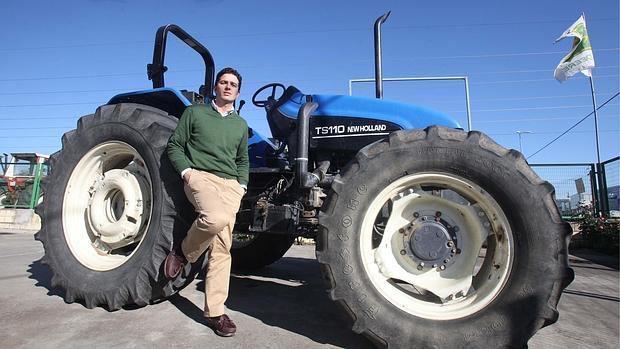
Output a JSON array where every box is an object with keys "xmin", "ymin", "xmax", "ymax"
[
  {"xmin": 408, "ymin": 220, "xmax": 454, "ymax": 267},
  {"xmin": 87, "ymin": 169, "xmax": 148, "ymax": 246}
]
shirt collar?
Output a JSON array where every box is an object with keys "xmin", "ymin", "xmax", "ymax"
[{"xmin": 211, "ymin": 100, "xmax": 235, "ymax": 117}]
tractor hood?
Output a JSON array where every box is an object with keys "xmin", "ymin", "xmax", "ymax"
[{"xmin": 277, "ymin": 91, "xmax": 461, "ymax": 130}]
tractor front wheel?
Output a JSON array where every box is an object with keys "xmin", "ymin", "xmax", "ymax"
[{"xmin": 317, "ymin": 126, "xmax": 574, "ymax": 348}]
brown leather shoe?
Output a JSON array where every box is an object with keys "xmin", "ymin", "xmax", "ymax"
[
  {"xmin": 163, "ymin": 250, "xmax": 187, "ymax": 279},
  {"xmin": 205, "ymin": 314, "xmax": 236, "ymax": 337}
]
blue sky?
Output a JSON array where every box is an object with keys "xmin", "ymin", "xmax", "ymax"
[{"xmin": 1, "ymin": 0, "xmax": 618, "ymax": 165}]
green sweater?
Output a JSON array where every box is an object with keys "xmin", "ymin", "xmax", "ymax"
[{"xmin": 167, "ymin": 104, "xmax": 249, "ymax": 185}]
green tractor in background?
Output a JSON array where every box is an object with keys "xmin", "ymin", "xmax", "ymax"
[{"xmin": 0, "ymin": 152, "xmax": 49, "ymax": 209}]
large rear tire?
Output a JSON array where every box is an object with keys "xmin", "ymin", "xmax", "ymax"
[
  {"xmin": 35, "ymin": 103, "xmax": 204, "ymax": 310},
  {"xmin": 317, "ymin": 126, "xmax": 574, "ymax": 348}
]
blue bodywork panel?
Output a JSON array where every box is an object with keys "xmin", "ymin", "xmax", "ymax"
[
  {"xmin": 277, "ymin": 91, "xmax": 461, "ymax": 129},
  {"xmin": 247, "ymin": 130, "xmax": 278, "ymax": 168},
  {"xmin": 107, "ymin": 87, "xmax": 461, "ymax": 167},
  {"xmin": 108, "ymin": 88, "xmax": 192, "ymax": 118},
  {"xmin": 109, "ymin": 87, "xmax": 192, "ymax": 106}
]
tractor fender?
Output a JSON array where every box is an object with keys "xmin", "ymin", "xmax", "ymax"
[{"xmin": 108, "ymin": 88, "xmax": 191, "ymax": 118}]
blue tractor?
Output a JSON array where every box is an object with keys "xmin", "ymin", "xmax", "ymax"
[{"xmin": 36, "ymin": 24, "xmax": 573, "ymax": 348}]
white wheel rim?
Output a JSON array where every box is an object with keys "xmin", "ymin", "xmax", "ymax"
[
  {"xmin": 360, "ymin": 173, "xmax": 513, "ymax": 320},
  {"xmin": 63, "ymin": 142, "xmax": 153, "ymax": 271}
]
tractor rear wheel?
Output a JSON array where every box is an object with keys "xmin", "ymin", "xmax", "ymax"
[
  {"xmin": 317, "ymin": 126, "xmax": 574, "ymax": 348},
  {"xmin": 35, "ymin": 103, "xmax": 204, "ymax": 310}
]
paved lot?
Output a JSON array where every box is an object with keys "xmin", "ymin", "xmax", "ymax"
[{"xmin": 0, "ymin": 230, "xmax": 618, "ymax": 348}]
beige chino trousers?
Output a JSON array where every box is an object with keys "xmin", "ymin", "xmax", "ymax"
[{"xmin": 180, "ymin": 169, "xmax": 244, "ymax": 317}]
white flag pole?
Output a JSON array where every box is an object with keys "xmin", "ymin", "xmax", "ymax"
[
  {"xmin": 581, "ymin": 12, "xmax": 607, "ymax": 216},
  {"xmin": 588, "ymin": 64, "xmax": 606, "ymax": 216},
  {"xmin": 582, "ymin": 13, "xmax": 602, "ymax": 166},
  {"xmin": 589, "ymin": 75, "xmax": 602, "ymax": 165}
]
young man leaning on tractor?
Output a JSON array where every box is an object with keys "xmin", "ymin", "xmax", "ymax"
[{"xmin": 165, "ymin": 67, "xmax": 249, "ymax": 337}]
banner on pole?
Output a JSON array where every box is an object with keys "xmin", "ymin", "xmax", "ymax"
[{"xmin": 554, "ymin": 14, "xmax": 595, "ymax": 82}]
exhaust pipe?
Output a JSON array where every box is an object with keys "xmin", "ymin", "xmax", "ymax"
[
  {"xmin": 296, "ymin": 99, "xmax": 319, "ymax": 188},
  {"xmin": 374, "ymin": 11, "xmax": 391, "ymax": 99}
]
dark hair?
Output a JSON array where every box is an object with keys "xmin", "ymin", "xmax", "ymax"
[{"xmin": 215, "ymin": 67, "xmax": 242, "ymax": 91}]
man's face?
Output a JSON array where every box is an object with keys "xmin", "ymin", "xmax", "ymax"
[{"xmin": 214, "ymin": 73, "xmax": 240, "ymax": 104}]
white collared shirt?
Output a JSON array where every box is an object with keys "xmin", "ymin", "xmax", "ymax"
[{"xmin": 211, "ymin": 100, "xmax": 235, "ymax": 117}]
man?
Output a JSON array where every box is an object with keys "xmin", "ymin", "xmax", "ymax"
[{"xmin": 165, "ymin": 67, "xmax": 249, "ymax": 337}]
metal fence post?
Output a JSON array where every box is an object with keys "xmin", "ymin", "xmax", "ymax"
[
  {"xmin": 589, "ymin": 164, "xmax": 599, "ymax": 215},
  {"xmin": 598, "ymin": 162, "xmax": 609, "ymax": 216},
  {"xmin": 600, "ymin": 156, "xmax": 620, "ymax": 216}
]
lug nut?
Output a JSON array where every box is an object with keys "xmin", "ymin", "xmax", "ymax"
[
  {"xmin": 413, "ymin": 212, "xmax": 419, "ymax": 218},
  {"xmin": 400, "ymin": 250, "xmax": 407, "ymax": 255},
  {"xmin": 440, "ymin": 265, "xmax": 446, "ymax": 270},
  {"xmin": 399, "ymin": 228, "xmax": 405, "ymax": 234},
  {"xmin": 417, "ymin": 265, "xmax": 424, "ymax": 270},
  {"xmin": 435, "ymin": 211, "xmax": 442, "ymax": 217}
]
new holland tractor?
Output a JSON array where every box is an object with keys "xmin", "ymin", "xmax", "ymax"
[{"xmin": 35, "ymin": 24, "xmax": 574, "ymax": 348}]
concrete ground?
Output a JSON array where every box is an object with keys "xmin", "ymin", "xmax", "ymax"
[{"xmin": 0, "ymin": 230, "xmax": 618, "ymax": 349}]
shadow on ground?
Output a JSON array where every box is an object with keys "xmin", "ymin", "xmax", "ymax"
[
  {"xmin": 27, "ymin": 259, "xmax": 66, "ymax": 299},
  {"xmin": 171, "ymin": 255, "xmax": 373, "ymax": 348},
  {"xmin": 569, "ymin": 248, "xmax": 619, "ymax": 270}
]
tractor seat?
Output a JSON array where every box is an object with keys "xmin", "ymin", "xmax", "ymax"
[{"xmin": 267, "ymin": 86, "xmax": 305, "ymax": 142}]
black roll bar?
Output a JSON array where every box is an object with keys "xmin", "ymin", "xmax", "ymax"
[{"xmin": 147, "ymin": 24, "xmax": 216, "ymax": 99}]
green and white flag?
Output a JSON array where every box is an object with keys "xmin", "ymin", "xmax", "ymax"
[{"xmin": 554, "ymin": 14, "xmax": 595, "ymax": 82}]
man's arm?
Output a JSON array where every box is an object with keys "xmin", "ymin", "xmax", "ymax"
[
  {"xmin": 167, "ymin": 107, "xmax": 194, "ymax": 177},
  {"xmin": 236, "ymin": 124, "xmax": 250, "ymax": 189}
]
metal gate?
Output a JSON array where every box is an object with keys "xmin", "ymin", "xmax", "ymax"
[
  {"xmin": 531, "ymin": 156, "xmax": 619, "ymax": 218},
  {"xmin": 531, "ymin": 163, "xmax": 597, "ymax": 218}
]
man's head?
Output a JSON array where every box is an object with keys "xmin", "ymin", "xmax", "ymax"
[{"xmin": 214, "ymin": 67, "xmax": 242, "ymax": 105}]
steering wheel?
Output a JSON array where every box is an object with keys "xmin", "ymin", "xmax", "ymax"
[{"xmin": 252, "ymin": 83, "xmax": 286, "ymax": 107}]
